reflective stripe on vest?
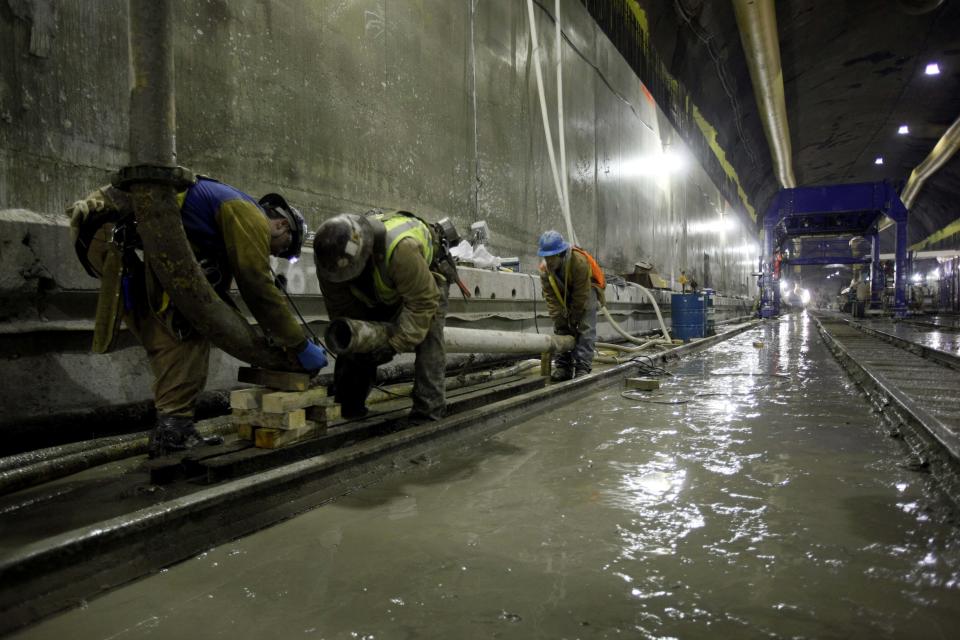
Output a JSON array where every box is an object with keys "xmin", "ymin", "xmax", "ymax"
[{"xmin": 371, "ymin": 213, "xmax": 435, "ymax": 306}]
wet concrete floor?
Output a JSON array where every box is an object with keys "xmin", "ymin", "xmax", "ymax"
[{"xmin": 12, "ymin": 313, "xmax": 960, "ymax": 639}]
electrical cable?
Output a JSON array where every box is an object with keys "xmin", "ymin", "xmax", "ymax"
[
  {"xmin": 620, "ymin": 391, "xmax": 689, "ymax": 405},
  {"xmin": 271, "ymin": 268, "xmax": 335, "ymax": 361}
]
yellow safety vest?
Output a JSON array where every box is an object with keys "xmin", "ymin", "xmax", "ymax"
[{"xmin": 352, "ymin": 212, "xmax": 435, "ymax": 307}]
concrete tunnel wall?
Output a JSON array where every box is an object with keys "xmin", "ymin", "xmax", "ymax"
[{"xmin": 0, "ymin": 0, "xmax": 759, "ymax": 428}]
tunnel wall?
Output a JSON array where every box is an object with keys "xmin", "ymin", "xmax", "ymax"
[{"xmin": 0, "ymin": 0, "xmax": 759, "ymax": 427}]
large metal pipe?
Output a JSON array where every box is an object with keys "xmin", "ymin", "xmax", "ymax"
[
  {"xmin": 900, "ymin": 113, "xmax": 960, "ymax": 209},
  {"xmin": 732, "ymin": 0, "xmax": 796, "ymax": 189},
  {"xmin": 443, "ymin": 327, "xmax": 575, "ymax": 354},
  {"xmin": 326, "ymin": 318, "xmax": 575, "ymax": 355},
  {"xmin": 125, "ymin": 0, "xmax": 298, "ymax": 371}
]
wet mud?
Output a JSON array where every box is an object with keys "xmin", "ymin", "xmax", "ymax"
[{"xmin": 13, "ymin": 313, "xmax": 960, "ymax": 639}]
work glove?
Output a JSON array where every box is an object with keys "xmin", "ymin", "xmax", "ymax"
[{"xmin": 296, "ymin": 340, "xmax": 329, "ymax": 372}]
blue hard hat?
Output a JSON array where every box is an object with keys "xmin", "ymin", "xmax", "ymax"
[{"xmin": 537, "ymin": 230, "xmax": 570, "ymax": 256}]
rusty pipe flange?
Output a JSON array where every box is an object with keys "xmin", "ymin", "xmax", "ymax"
[{"xmin": 111, "ymin": 165, "xmax": 196, "ymax": 192}]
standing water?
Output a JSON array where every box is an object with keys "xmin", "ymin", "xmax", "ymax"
[{"xmin": 13, "ymin": 313, "xmax": 960, "ymax": 639}]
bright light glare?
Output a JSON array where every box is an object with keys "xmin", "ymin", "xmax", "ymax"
[
  {"xmin": 897, "ymin": 125, "xmax": 909, "ymax": 135},
  {"xmin": 690, "ymin": 216, "xmax": 737, "ymax": 235},
  {"xmin": 874, "ymin": 157, "xmax": 884, "ymax": 165},
  {"xmin": 779, "ymin": 280, "xmax": 790, "ymax": 294},
  {"xmin": 911, "ymin": 273, "xmax": 923, "ymax": 283},
  {"xmin": 925, "ymin": 62, "xmax": 941, "ymax": 75},
  {"xmin": 928, "ymin": 268, "xmax": 940, "ymax": 281},
  {"xmin": 800, "ymin": 289, "xmax": 811, "ymax": 305},
  {"xmin": 620, "ymin": 149, "xmax": 687, "ymax": 178}
]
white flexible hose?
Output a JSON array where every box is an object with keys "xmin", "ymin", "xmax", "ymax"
[
  {"xmin": 526, "ymin": 0, "xmax": 568, "ymax": 238},
  {"xmin": 554, "ymin": 0, "xmax": 575, "ymax": 245},
  {"xmin": 596, "ymin": 340, "xmax": 665, "ymax": 353}
]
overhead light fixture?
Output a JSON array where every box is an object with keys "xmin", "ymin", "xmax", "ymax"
[
  {"xmin": 874, "ymin": 157, "xmax": 884, "ymax": 165},
  {"xmin": 898, "ymin": 125, "xmax": 909, "ymax": 135},
  {"xmin": 925, "ymin": 62, "xmax": 941, "ymax": 75}
]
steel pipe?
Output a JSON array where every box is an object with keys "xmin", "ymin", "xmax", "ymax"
[
  {"xmin": 126, "ymin": 0, "xmax": 298, "ymax": 372},
  {"xmin": 733, "ymin": 0, "xmax": 796, "ymax": 189},
  {"xmin": 901, "ymin": 113, "xmax": 960, "ymax": 209},
  {"xmin": 443, "ymin": 327, "xmax": 574, "ymax": 354},
  {"xmin": 326, "ymin": 318, "xmax": 575, "ymax": 355}
]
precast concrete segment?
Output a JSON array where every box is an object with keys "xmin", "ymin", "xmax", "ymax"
[
  {"xmin": 0, "ymin": 321, "xmax": 758, "ymax": 634},
  {"xmin": 814, "ymin": 315, "xmax": 960, "ymax": 489}
]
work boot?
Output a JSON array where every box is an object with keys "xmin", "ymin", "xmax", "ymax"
[
  {"xmin": 148, "ymin": 414, "xmax": 223, "ymax": 459},
  {"xmin": 550, "ymin": 366, "xmax": 574, "ymax": 382},
  {"xmin": 340, "ymin": 404, "xmax": 369, "ymax": 420},
  {"xmin": 574, "ymin": 365, "xmax": 592, "ymax": 378}
]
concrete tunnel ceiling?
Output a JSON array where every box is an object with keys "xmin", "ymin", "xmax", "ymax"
[{"xmin": 581, "ymin": 0, "xmax": 960, "ymax": 252}]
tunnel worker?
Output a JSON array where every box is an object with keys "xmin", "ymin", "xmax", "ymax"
[
  {"xmin": 67, "ymin": 176, "xmax": 328, "ymax": 457},
  {"xmin": 313, "ymin": 210, "xmax": 452, "ymax": 422},
  {"xmin": 538, "ymin": 230, "xmax": 604, "ymax": 381}
]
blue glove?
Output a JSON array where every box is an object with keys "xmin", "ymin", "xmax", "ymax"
[{"xmin": 297, "ymin": 341, "xmax": 328, "ymax": 371}]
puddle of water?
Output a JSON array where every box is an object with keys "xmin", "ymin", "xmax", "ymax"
[{"xmin": 12, "ymin": 312, "xmax": 960, "ymax": 639}]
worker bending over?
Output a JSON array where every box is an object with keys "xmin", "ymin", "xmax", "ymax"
[
  {"xmin": 538, "ymin": 230, "xmax": 604, "ymax": 381},
  {"xmin": 68, "ymin": 177, "xmax": 328, "ymax": 457},
  {"xmin": 313, "ymin": 210, "xmax": 451, "ymax": 422}
]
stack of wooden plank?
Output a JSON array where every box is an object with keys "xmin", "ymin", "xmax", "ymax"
[{"xmin": 231, "ymin": 367, "xmax": 341, "ymax": 449}]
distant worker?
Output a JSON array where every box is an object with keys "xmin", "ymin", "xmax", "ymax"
[
  {"xmin": 313, "ymin": 210, "xmax": 454, "ymax": 422},
  {"xmin": 68, "ymin": 177, "xmax": 327, "ymax": 457},
  {"xmin": 538, "ymin": 230, "xmax": 604, "ymax": 381}
]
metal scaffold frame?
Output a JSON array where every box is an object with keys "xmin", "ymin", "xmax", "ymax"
[{"xmin": 760, "ymin": 180, "xmax": 909, "ymax": 317}]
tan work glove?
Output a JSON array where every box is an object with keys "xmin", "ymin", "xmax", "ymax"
[{"xmin": 67, "ymin": 186, "xmax": 131, "ymax": 278}]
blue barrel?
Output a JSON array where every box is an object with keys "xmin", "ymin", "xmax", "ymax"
[{"xmin": 671, "ymin": 293, "xmax": 707, "ymax": 341}]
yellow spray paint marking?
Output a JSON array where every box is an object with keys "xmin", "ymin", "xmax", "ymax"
[{"xmin": 910, "ymin": 218, "xmax": 960, "ymax": 252}]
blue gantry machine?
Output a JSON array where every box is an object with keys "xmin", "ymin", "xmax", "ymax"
[{"xmin": 759, "ymin": 180, "xmax": 909, "ymax": 318}]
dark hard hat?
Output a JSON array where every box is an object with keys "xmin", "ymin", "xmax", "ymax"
[
  {"xmin": 313, "ymin": 213, "xmax": 375, "ymax": 283},
  {"xmin": 259, "ymin": 193, "xmax": 307, "ymax": 261}
]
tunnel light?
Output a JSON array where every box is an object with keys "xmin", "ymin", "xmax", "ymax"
[
  {"xmin": 929, "ymin": 268, "xmax": 940, "ymax": 281},
  {"xmin": 874, "ymin": 157, "xmax": 884, "ymax": 165},
  {"xmin": 897, "ymin": 125, "xmax": 909, "ymax": 135},
  {"xmin": 911, "ymin": 273, "xmax": 923, "ymax": 283},
  {"xmin": 925, "ymin": 62, "xmax": 941, "ymax": 76},
  {"xmin": 779, "ymin": 280, "xmax": 790, "ymax": 294},
  {"xmin": 800, "ymin": 289, "xmax": 811, "ymax": 305}
]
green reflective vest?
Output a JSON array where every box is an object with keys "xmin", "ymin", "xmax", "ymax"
[{"xmin": 353, "ymin": 211, "xmax": 435, "ymax": 307}]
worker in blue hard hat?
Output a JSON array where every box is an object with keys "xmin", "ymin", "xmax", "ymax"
[{"xmin": 537, "ymin": 230, "xmax": 605, "ymax": 381}]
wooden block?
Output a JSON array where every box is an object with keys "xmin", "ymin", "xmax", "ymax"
[
  {"xmin": 236, "ymin": 422, "xmax": 255, "ymax": 441},
  {"xmin": 672, "ymin": 339, "xmax": 685, "ymax": 345},
  {"xmin": 753, "ymin": 341, "xmax": 765, "ymax": 349},
  {"xmin": 306, "ymin": 404, "xmax": 341, "ymax": 425},
  {"xmin": 237, "ymin": 367, "xmax": 310, "ymax": 391},
  {"xmin": 230, "ymin": 388, "xmax": 268, "ymax": 410},
  {"xmin": 255, "ymin": 421, "xmax": 322, "ymax": 449},
  {"xmin": 232, "ymin": 408, "xmax": 306, "ymax": 430},
  {"xmin": 540, "ymin": 353, "xmax": 552, "ymax": 377},
  {"xmin": 261, "ymin": 387, "xmax": 330, "ymax": 413},
  {"xmin": 625, "ymin": 377, "xmax": 660, "ymax": 391}
]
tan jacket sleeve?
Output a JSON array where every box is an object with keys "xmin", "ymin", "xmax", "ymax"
[
  {"xmin": 566, "ymin": 251, "xmax": 593, "ymax": 325},
  {"xmin": 386, "ymin": 238, "xmax": 440, "ymax": 352},
  {"xmin": 540, "ymin": 268, "xmax": 564, "ymax": 321},
  {"xmin": 216, "ymin": 200, "xmax": 307, "ymax": 351}
]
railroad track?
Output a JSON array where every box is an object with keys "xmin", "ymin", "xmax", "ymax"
[{"xmin": 814, "ymin": 313, "xmax": 960, "ymax": 499}]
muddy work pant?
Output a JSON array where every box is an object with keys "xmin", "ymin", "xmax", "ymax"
[
  {"xmin": 334, "ymin": 279, "xmax": 449, "ymax": 421},
  {"xmin": 125, "ymin": 307, "xmax": 210, "ymax": 418},
  {"xmin": 554, "ymin": 290, "xmax": 598, "ymax": 373}
]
